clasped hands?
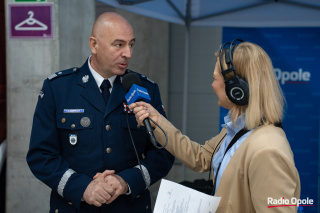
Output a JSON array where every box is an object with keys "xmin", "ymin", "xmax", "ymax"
[
  {"xmin": 82, "ymin": 102, "xmax": 160, "ymax": 207},
  {"xmin": 83, "ymin": 170, "xmax": 129, "ymax": 207}
]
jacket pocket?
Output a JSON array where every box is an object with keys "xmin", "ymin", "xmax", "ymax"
[{"xmin": 56, "ymin": 113, "xmax": 93, "ymax": 155}]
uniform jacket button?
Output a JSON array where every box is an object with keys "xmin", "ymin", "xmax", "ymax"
[
  {"xmin": 146, "ymin": 205, "xmax": 149, "ymax": 210},
  {"xmin": 55, "ymin": 209, "xmax": 58, "ymax": 213},
  {"xmin": 68, "ymin": 202, "xmax": 72, "ymax": 205},
  {"xmin": 106, "ymin": 125, "xmax": 111, "ymax": 131},
  {"xmin": 106, "ymin": 148, "xmax": 112, "ymax": 153}
]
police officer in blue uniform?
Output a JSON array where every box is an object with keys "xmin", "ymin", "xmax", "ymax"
[{"xmin": 26, "ymin": 12, "xmax": 174, "ymax": 212}]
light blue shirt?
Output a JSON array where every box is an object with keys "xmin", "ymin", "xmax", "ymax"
[{"xmin": 212, "ymin": 112, "xmax": 254, "ymax": 194}]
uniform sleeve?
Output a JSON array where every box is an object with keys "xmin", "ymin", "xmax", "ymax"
[
  {"xmin": 248, "ymin": 146, "xmax": 300, "ymax": 212},
  {"xmin": 117, "ymin": 83, "xmax": 175, "ymax": 199},
  {"xmin": 26, "ymin": 80, "xmax": 91, "ymax": 209}
]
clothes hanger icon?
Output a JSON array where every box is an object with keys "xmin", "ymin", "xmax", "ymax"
[{"xmin": 15, "ymin": 11, "xmax": 48, "ymax": 31}]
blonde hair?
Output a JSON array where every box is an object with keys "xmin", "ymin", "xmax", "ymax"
[{"xmin": 216, "ymin": 42, "xmax": 285, "ymax": 130}]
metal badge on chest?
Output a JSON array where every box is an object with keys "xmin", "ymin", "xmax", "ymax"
[
  {"xmin": 69, "ymin": 132, "xmax": 78, "ymax": 146},
  {"xmin": 80, "ymin": 117, "xmax": 91, "ymax": 127}
]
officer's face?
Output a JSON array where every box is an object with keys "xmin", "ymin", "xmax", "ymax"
[
  {"xmin": 212, "ymin": 62, "xmax": 233, "ymax": 110},
  {"xmin": 91, "ymin": 22, "xmax": 135, "ymax": 78}
]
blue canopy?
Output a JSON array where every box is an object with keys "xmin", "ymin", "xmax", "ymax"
[{"xmin": 98, "ymin": 0, "xmax": 320, "ymax": 27}]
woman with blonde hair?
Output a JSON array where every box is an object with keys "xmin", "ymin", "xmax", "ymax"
[{"xmin": 130, "ymin": 40, "xmax": 300, "ymax": 212}]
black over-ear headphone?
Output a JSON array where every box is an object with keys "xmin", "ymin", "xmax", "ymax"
[{"xmin": 219, "ymin": 39, "xmax": 249, "ymax": 106}]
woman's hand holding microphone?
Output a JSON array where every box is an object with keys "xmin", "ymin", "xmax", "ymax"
[{"xmin": 129, "ymin": 102, "xmax": 162, "ymax": 128}]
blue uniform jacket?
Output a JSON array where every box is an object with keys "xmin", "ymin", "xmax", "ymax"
[{"xmin": 27, "ymin": 60, "xmax": 174, "ymax": 212}]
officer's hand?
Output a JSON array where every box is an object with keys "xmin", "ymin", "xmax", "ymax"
[
  {"xmin": 104, "ymin": 174, "xmax": 129, "ymax": 204},
  {"xmin": 83, "ymin": 170, "xmax": 115, "ymax": 207},
  {"xmin": 129, "ymin": 101, "xmax": 162, "ymax": 128}
]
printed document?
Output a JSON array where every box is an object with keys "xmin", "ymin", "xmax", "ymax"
[{"xmin": 154, "ymin": 179, "xmax": 221, "ymax": 213}]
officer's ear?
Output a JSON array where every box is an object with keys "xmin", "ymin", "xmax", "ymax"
[{"xmin": 89, "ymin": 36, "xmax": 98, "ymax": 54}]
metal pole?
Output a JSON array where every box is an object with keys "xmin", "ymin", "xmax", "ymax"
[{"xmin": 181, "ymin": 0, "xmax": 191, "ymax": 181}]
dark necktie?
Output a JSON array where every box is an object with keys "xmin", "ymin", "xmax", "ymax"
[{"xmin": 100, "ymin": 79, "xmax": 111, "ymax": 106}]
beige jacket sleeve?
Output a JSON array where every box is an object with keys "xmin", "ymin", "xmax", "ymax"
[{"xmin": 153, "ymin": 115, "xmax": 227, "ymax": 173}]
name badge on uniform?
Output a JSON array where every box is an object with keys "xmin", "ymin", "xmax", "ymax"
[
  {"xmin": 69, "ymin": 132, "xmax": 78, "ymax": 146},
  {"xmin": 64, "ymin": 109, "xmax": 84, "ymax": 113}
]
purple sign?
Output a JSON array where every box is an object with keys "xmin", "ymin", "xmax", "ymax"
[{"xmin": 9, "ymin": 3, "xmax": 53, "ymax": 39}]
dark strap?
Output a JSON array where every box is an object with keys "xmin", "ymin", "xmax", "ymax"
[
  {"xmin": 212, "ymin": 128, "xmax": 249, "ymax": 195},
  {"xmin": 208, "ymin": 133, "xmax": 227, "ymax": 181},
  {"xmin": 224, "ymin": 128, "xmax": 249, "ymax": 156}
]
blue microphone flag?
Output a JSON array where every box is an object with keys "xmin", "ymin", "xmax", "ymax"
[{"xmin": 125, "ymin": 84, "xmax": 151, "ymax": 105}]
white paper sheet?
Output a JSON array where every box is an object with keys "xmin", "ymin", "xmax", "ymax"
[{"xmin": 154, "ymin": 179, "xmax": 221, "ymax": 213}]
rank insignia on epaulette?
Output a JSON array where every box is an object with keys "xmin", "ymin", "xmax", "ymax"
[
  {"xmin": 48, "ymin": 67, "xmax": 78, "ymax": 81},
  {"xmin": 123, "ymin": 102, "xmax": 133, "ymax": 113},
  {"xmin": 126, "ymin": 70, "xmax": 155, "ymax": 84},
  {"xmin": 140, "ymin": 74, "xmax": 154, "ymax": 84},
  {"xmin": 146, "ymin": 77, "xmax": 154, "ymax": 84},
  {"xmin": 48, "ymin": 73, "xmax": 57, "ymax": 80}
]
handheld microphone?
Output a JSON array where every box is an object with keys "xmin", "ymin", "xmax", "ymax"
[{"xmin": 122, "ymin": 73, "xmax": 157, "ymax": 147}]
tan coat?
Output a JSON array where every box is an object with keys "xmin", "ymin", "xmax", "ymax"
[{"xmin": 154, "ymin": 117, "xmax": 300, "ymax": 213}]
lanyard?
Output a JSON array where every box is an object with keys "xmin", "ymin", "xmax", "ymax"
[{"xmin": 211, "ymin": 128, "xmax": 249, "ymax": 195}]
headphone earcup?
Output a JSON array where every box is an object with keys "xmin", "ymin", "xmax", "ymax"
[{"xmin": 225, "ymin": 76, "xmax": 249, "ymax": 106}]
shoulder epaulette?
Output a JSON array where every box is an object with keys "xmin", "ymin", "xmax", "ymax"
[
  {"xmin": 48, "ymin": 67, "xmax": 79, "ymax": 81},
  {"xmin": 127, "ymin": 69, "xmax": 155, "ymax": 84}
]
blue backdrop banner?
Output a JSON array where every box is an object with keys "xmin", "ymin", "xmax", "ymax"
[{"xmin": 221, "ymin": 27, "xmax": 320, "ymax": 213}]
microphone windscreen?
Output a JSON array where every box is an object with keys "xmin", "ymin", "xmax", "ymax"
[{"xmin": 122, "ymin": 73, "xmax": 142, "ymax": 92}]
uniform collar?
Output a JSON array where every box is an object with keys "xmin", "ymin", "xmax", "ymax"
[{"xmin": 88, "ymin": 56, "xmax": 117, "ymax": 91}]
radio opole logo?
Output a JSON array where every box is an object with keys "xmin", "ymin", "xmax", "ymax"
[
  {"xmin": 274, "ymin": 68, "xmax": 311, "ymax": 85},
  {"xmin": 267, "ymin": 197, "xmax": 314, "ymax": 208}
]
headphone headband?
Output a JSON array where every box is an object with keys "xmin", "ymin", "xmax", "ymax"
[
  {"xmin": 229, "ymin": 39, "xmax": 244, "ymax": 68},
  {"xmin": 219, "ymin": 39, "xmax": 244, "ymax": 79},
  {"xmin": 219, "ymin": 42, "xmax": 230, "ymax": 77}
]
